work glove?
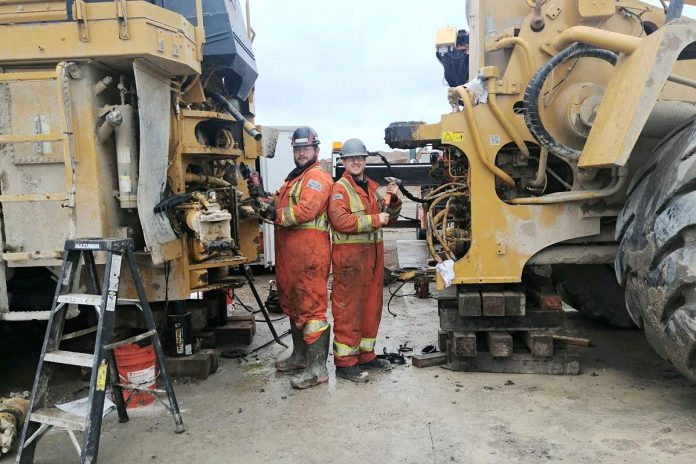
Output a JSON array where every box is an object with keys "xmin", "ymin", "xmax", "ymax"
[{"xmin": 254, "ymin": 196, "xmax": 277, "ymax": 222}]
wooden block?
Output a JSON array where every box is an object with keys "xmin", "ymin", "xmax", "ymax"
[
  {"xmin": 412, "ymin": 352, "xmax": 448, "ymax": 368},
  {"xmin": 458, "ymin": 291, "xmax": 482, "ymax": 316},
  {"xmin": 438, "ymin": 330, "xmax": 450, "ymax": 353},
  {"xmin": 504, "ymin": 291, "xmax": 525, "ymax": 316},
  {"xmin": 213, "ymin": 319, "xmax": 256, "ymax": 345},
  {"xmin": 164, "ymin": 349, "xmax": 218, "ymax": 379},
  {"xmin": 525, "ymin": 332, "xmax": 554, "ymax": 357},
  {"xmin": 452, "ymin": 332, "xmax": 477, "ymax": 357},
  {"xmin": 448, "ymin": 349, "xmax": 579, "ymax": 375},
  {"xmin": 439, "ymin": 308, "xmax": 563, "ymax": 332},
  {"xmin": 527, "ymin": 289, "xmax": 563, "ymax": 310},
  {"xmin": 486, "ymin": 331, "xmax": 513, "ymax": 358},
  {"xmin": 482, "ymin": 292, "xmax": 505, "ymax": 316}
]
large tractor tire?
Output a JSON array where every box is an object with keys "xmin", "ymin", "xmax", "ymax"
[
  {"xmin": 554, "ymin": 264, "xmax": 635, "ymax": 328},
  {"xmin": 616, "ymin": 118, "xmax": 696, "ymax": 383}
]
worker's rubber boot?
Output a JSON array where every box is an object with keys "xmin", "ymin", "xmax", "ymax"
[
  {"xmin": 335, "ymin": 365, "xmax": 369, "ymax": 383},
  {"xmin": 290, "ymin": 328, "xmax": 330, "ymax": 389},
  {"xmin": 360, "ymin": 358, "xmax": 392, "ymax": 371},
  {"xmin": 275, "ymin": 323, "xmax": 306, "ymax": 373}
]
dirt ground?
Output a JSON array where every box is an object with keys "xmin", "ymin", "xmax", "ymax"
[{"xmin": 2, "ymin": 229, "xmax": 696, "ymax": 463}]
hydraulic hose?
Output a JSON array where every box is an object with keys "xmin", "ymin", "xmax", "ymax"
[
  {"xmin": 523, "ymin": 43, "xmax": 618, "ymax": 161},
  {"xmin": 206, "ymin": 91, "xmax": 262, "ymax": 141}
]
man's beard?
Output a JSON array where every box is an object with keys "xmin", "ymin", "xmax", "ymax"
[{"xmin": 295, "ymin": 153, "xmax": 318, "ymax": 168}]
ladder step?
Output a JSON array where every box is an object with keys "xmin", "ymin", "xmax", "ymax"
[
  {"xmin": 44, "ymin": 350, "xmax": 94, "ymax": 368},
  {"xmin": 30, "ymin": 407, "xmax": 85, "ymax": 431},
  {"xmin": 57, "ymin": 293, "xmax": 142, "ymax": 307},
  {"xmin": 58, "ymin": 294, "xmax": 102, "ymax": 306},
  {"xmin": 104, "ymin": 329, "xmax": 157, "ymax": 350}
]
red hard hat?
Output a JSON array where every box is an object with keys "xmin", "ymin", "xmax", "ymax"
[{"xmin": 291, "ymin": 126, "xmax": 320, "ymax": 148}]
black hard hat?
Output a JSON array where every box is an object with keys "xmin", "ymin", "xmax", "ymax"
[{"xmin": 291, "ymin": 126, "xmax": 320, "ymax": 148}]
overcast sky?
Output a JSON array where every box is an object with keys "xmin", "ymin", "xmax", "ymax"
[{"xmin": 250, "ymin": 1, "xmax": 695, "ymax": 157}]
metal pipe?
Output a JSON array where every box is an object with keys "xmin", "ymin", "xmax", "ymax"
[
  {"xmin": 667, "ymin": 74, "xmax": 696, "ymax": 90},
  {"xmin": 94, "ymin": 76, "xmax": 113, "ymax": 95},
  {"xmin": 552, "ymin": 26, "xmax": 641, "ymax": 55},
  {"xmin": 114, "ymin": 105, "xmax": 138, "ymax": 208},
  {"xmin": 528, "ymin": 147, "xmax": 548, "ymax": 190},
  {"xmin": 207, "ymin": 91, "xmax": 262, "ymax": 141},
  {"xmin": 57, "ymin": 62, "xmax": 78, "ymax": 238},
  {"xmin": 487, "ymin": 85, "xmax": 530, "ymax": 159},
  {"xmin": 195, "ymin": 0, "xmax": 205, "ymax": 62},
  {"xmin": 491, "ymin": 37, "xmax": 534, "ymax": 77},
  {"xmin": 509, "ymin": 168, "xmax": 626, "ymax": 204},
  {"xmin": 667, "ymin": 0, "xmax": 685, "ymax": 22},
  {"xmin": 456, "ymin": 87, "xmax": 516, "ymax": 186},
  {"xmin": 184, "ymin": 173, "xmax": 231, "ymax": 187},
  {"xmin": 530, "ymin": 0, "xmax": 545, "ymax": 32}
]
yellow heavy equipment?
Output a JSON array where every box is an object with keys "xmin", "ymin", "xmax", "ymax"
[
  {"xmin": 0, "ymin": 1, "xmax": 272, "ymax": 330},
  {"xmin": 386, "ymin": 0, "xmax": 696, "ymax": 380}
]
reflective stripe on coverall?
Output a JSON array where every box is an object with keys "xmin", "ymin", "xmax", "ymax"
[
  {"xmin": 274, "ymin": 162, "xmax": 333, "ymax": 344},
  {"xmin": 328, "ymin": 173, "xmax": 401, "ymax": 367}
]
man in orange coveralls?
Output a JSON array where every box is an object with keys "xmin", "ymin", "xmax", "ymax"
[
  {"xmin": 328, "ymin": 138, "xmax": 401, "ymax": 383},
  {"xmin": 262, "ymin": 126, "xmax": 333, "ymax": 389}
]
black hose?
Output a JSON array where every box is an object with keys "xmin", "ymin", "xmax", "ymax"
[
  {"xmin": 368, "ymin": 151, "xmax": 429, "ymax": 203},
  {"xmin": 523, "ymin": 43, "xmax": 618, "ymax": 161}
]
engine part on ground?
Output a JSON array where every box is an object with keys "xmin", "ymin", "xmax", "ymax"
[
  {"xmin": 0, "ymin": 396, "xmax": 29, "ymax": 457},
  {"xmin": 553, "ymin": 264, "xmax": 634, "ymax": 328},
  {"xmin": 616, "ymin": 119, "xmax": 696, "ymax": 383}
]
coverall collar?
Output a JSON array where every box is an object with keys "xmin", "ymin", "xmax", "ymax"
[{"xmin": 286, "ymin": 161, "xmax": 320, "ymax": 182}]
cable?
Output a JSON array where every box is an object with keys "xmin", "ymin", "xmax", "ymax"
[
  {"xmin": 234, "ymin": 293, "xmax": 255, "ymax": 313},
  {"xmin": 524, "ymin": 43, "xmax": 618, "ymax": 161},
  {"xmin": 368, "ymin": 152, "xmax": 428, "ymax": 203}
]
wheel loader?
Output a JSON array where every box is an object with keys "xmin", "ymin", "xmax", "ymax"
[
  {"xmin": 0, "ymin": 1, "xmax": 272, "ymax": 333},
  {"xmin": 386, "ymin": 0, "xmax": 696, "ymax": 381}
]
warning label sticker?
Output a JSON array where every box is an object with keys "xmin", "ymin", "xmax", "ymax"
[{"xmin": 442, "ymin": 131, "xmax": 464, "ymax": 142}]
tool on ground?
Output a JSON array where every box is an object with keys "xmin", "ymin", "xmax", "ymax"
[
  {"xmin": 0, "ymin": 396, "xmax": 29, "ymax": 457},
  {"xmin": 241, "ymin": 265, "xmax": 288, "ymax": 348},
  {"xmin": 16, "ymin": 238, "xmax": 184, "ymax": 464},
  {"xmin": 382, "ymin": 176, "xmax": 401, "ymax": 212}
]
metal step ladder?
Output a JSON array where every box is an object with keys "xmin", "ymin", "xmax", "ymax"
[{"xmin": 16, "ymin": 238, "xmax": 184, "ymax": 464}]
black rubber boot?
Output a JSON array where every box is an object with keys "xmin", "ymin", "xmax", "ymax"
[
  {"xmin": 290, "ymin": 328, "xmax": 330, "ymax": 389},
  {"xmin": 336, "ymin": 365, "xmax": 369, "ymax": 383},
  {"xmin": 275, "ymin": 322, "xmax": 306, "ymax": 373},
  {"xmin": 360, "ymin": 358, "xmax": 392, "ymax": 371}
]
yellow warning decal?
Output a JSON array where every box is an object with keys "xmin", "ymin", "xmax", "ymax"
[
  {"xmin": 442, "ymin": 131, "xmax": 464, "ymax": 142},
  {"xmin": 96, "ymin": 360, "xmax": 107, "ymax": 391}
]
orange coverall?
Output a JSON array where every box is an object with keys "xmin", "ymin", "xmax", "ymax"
[
  {"xmin": 274, "ymin": 162, "xmax": 333, "ymax": 344},
  {"xmin": 328, "ymin": 173, "xmax": 401, "ymax": 367}
]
